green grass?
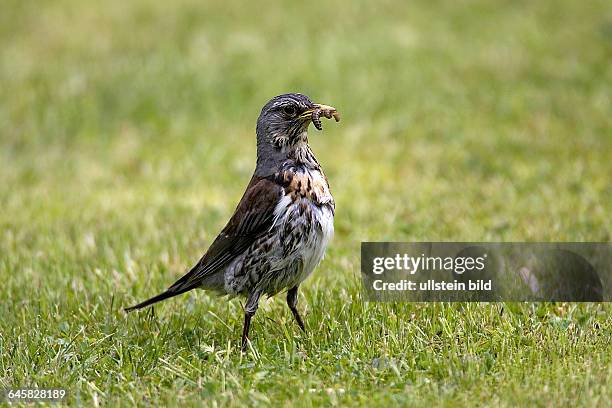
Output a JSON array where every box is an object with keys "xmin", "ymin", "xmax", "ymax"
[{"xmin": 1, "ymin": 0, "xmax": 611, "ymax": 406}]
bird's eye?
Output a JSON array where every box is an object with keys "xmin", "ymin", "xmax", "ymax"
[{"xmin": 282, "ymin": 105, "xmax": 297, "ymax": 116}]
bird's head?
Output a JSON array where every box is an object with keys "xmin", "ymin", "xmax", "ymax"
[{"xmin": 256, "ymin": 93, "xmax": 339, "ymax": 150}]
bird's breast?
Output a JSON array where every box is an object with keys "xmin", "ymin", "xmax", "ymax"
[
  {"xmin": 276, "ymin": 166, "xmax": 334, "ymax": 208},
  {"xmin": 270, "ymin": 182, "xmax": 334, "ymax": 290}
]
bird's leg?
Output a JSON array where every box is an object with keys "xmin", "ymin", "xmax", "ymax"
[
  {"xmin": 287, "ymin": 286, "xmax": 306, "ymax": 332},
  {"xmin": 241, "ymin": 290, "xmax": 262, "ymax": 352}
]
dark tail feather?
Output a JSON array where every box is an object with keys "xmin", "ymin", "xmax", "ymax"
[{"xmin": 124, "ymin": 287, "xmax": 191, "ymax": 312}]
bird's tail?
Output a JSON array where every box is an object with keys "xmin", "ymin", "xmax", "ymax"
[
  {"xmin": 124, "ymin": 287, "xmax": 191, "ymax": 312},
  {"xmin": 125, "ymin": 259, "xmax": 219, "ymax": 312}
]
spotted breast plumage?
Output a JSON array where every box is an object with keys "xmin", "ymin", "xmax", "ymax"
[{"xmin": 125, "ymin": 93, "xmax": 340, "ymax": 351}]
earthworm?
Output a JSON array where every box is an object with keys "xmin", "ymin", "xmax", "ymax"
[
  {"xmin": 312, "ymin": 108, "xmax": 340, "ymax": 131},
  {"xmin": 312, "ymin": 109, "xmax": 323, "ymax": 130}
]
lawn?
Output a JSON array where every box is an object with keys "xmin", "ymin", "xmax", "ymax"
[{"xmin": 1, "ymin": 0, "xmax": 611, "ymax": 406}]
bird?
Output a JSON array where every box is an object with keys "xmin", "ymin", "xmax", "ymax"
[{"xmin": 125, "ymin": 93, "xmax": 340, "ymax": 351}]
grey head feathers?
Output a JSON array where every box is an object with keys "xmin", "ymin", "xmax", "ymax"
[{"xmin": 255, "ymin": 93, "xmax": 316, "ymax": 177}]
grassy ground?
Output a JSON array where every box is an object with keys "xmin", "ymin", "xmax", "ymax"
[{"xmin": 1, "ymin": 0, "xmax": 611, "ymax": 406}]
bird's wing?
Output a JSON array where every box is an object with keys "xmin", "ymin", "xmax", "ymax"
[
  {"xmin": 169, "ymin": 174, "xmax": 282, "ymax": 291},
  {"xmin": 124, "ymin": 175, "xmax": 282, "ymax": 311}
]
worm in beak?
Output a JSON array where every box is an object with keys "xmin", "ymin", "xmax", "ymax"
[{"xmin": 303, "ymin": 104, "xmax": 340, "ymax": 130}]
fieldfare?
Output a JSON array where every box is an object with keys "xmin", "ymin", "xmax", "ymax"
[{"xmin": 125, "ymin": 93, "xmax": 340, "ymax": 351}]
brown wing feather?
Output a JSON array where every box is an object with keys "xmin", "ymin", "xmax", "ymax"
[
  {"xmin": 170, "ymin": 175, "xmax": 281, "ymax": 290},
  {"xmin": 125, "ymin": 175, "xmax": 282, "ymax": 311}
]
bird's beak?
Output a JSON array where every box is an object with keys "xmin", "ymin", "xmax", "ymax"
[{"xmin": 300, "ymin": 104, "xmax": 338, "ymax": 118}]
